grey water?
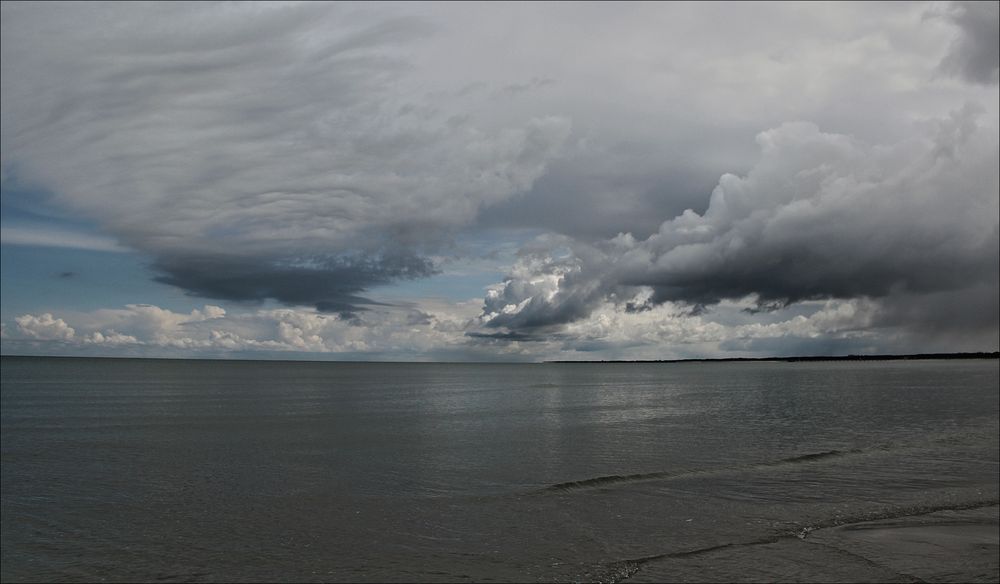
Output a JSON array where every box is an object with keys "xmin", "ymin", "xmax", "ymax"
[{"xmin": 1, "ymin": 357, "xmax": 997, "ymax": 582}]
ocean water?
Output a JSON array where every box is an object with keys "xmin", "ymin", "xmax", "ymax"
[{"xmin": 1, "ymin": 357, "xmax": 997, "ymax": 582}]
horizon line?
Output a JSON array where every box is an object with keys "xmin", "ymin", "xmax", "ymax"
[{"xmin": 1, "ymin": 351, "xmax": 997, "ymax": 366}]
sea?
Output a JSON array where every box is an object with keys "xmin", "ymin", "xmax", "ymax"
[{"xmin": 1, "ymin": 357, "xmax": 997, "ymax": 582}]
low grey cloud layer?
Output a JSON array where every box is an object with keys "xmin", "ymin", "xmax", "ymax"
[
  {"xmin": 2, "ymin": 1, "xmax": 997, "ymax": 358},
  {"xmin": 939, "ymin": 1, "xmax": 1000, "ymax": 84}
]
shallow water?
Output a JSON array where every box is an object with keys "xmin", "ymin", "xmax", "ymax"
[{"xmin": 2, "ymin": 357, "xmax": 997, "ymax": 582}]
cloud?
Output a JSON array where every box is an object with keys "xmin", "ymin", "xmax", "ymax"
[
  {"xmin": 499, "ymin": 76, "xmax": 555, "ymax": 97},
  {"xmin": 70, "ymin": 303, "xmax": 225, "ymax": 346},
  {"xmin": 555, "ymin": 296, "xmax": 883, "ymax": 356},
  {"xmin": 468, "ymin": 1, "xmax": 996, "ymax": 242},
  {"xmin": 83, "ymin": 330, "xmax": 139, "ymax": 346},
  {"xmin": 3, "ymin": 286, "xmax": 996, "ymax": 361},
  {"xmin": 14, "ymin": 313, "xmax": 75, "ymax": 341},
  {"xmin": 149, "ymin": 251, "xmax": 437, "ymax": 317},
  {"xmin": 0, "ymin": 225, "xmax": 128, "ymax": 253},
  {"xmin": 1, "ymin": 3, "xmax": 570, "ymax": 312},
  {"xmin": 2, "ymin": 3, "xmax": 997, "ymax": 358},
  {"xmin": 938, "ymin": 1, "xmax": 1000, "ymax": 84},
  {"xmin": 481, "ymin": 108, "xmax": 999, "ymax": 341},
  {"xmin": 3, "ymin": 300, "xmax": 497, "ymax": 360}
]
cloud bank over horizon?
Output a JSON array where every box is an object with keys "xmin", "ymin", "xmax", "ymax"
[{"xmin": 2, "ymin": 1, "xmax": 997, "ymax": 360}]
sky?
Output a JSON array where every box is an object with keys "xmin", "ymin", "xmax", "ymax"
[{"xmin": 1, "ymin": 1, "xmax": 998, "ymax": 361}]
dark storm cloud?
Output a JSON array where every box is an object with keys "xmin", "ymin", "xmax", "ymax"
[
  {"xmin": 939, "ymin": 1, "xmax": 1000, "ymax": 84},
  {"xmin": 482, "ymin": 111, "xmax": 999, "ymax": 335},
  {"xmin": 873, "ymin": 283, "xmax": 1000, "ymax": 349},
  {"xmin": 152, "ymin": 251, "xmax": 437, "ymax": 316},
  {"xmin": 465, "ymin": 330, "xmax": 542, "ymax": 342},
  {"xmin": 1, "ymin": 2, "xmax": 569, "ymax": 313},
  {"xmin": 477, "ymin": 154, "xmax": 726, "ymax": 241},
  {"xmin": 718, "ymin": 335, "xmax": 876, "ymax": 357}
]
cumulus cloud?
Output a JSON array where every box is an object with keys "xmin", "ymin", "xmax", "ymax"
[
  {"xmin": 14, "ymin": 313, "xmax": 75, "ymax": 341},
  {"xmin": 938, "ymin": 1, "xmax": 1000, "ymax": 84},
  {"xmin": 482, "ymin": 108, "xmax": 999, "ymax": 341},
  {"xmin": 72, "ymin": 304, "xmax": 226, "ymax": 347},
  {"xmin": 3, "ymin": 300, "xmax": 499, "ymax": 360},
  {"xmin": 558, "ymin": 296, "xmax": 883, "ymax": 355},
  {"xmin": 83, "ymin": 330, "xmax": 140, "ymax": 346}
]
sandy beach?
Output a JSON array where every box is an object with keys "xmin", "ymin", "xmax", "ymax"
[{"xmin": 628, "ymin": 505, "xmax": 999, "ymax": 583}]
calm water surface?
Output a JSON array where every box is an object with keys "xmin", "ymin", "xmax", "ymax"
[{"xmin": 2, "ymin": 357, "xmax": 997, "ymax": 582}]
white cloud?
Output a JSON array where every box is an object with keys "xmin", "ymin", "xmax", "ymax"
[
  {"xmin": 4, "ymin": 300, "xmax": 488, "ymax": 359},
  {"xmin": 83, "ymin": 330, "xmax": 139, "ymax": 346},
  {"xmin": 74, "ymin": 304, "xmax": 226, "ymax": 346},
  {"xmin": 14, "ymin": 313, "xmax": 75, "ymax": 341}
]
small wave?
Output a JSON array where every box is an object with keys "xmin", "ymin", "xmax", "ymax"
[
  {"xmin": 544, "ymin": 471, "xmax": 676, "ymax": 492},
  {"xmin": 153, "ymin": 572, "xmax": 214, "ymax": 582},
  {"xmin": 539, "ymin": 449, "xmax": 865, "ymax": 494},
  {"xmin": 769, "ymin": 449, "xmax": 862, "ymax": 465},
  {"xmin": 793, "ymin": 497, "xmax": 1000, "ymax": 537},
  {"xmin": 597, "ymin": 499, "xmax": 999, "ymax": 584}
]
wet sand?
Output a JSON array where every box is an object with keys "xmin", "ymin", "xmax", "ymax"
[{"xmin": 626, "ymin": 505, "xmax": 999, "ymax": 583}]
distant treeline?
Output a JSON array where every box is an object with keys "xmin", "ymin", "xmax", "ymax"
[{"xmin": 548, "ymin": 352, "xmax": 1000, "ymax": 364}]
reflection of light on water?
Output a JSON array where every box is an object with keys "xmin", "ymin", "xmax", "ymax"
[{"xmin": 3, "ymin": 358, "xmax": 997, "ymax": 583}]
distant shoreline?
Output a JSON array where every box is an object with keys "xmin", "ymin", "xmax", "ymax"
[
  {"xmin": 1, "ymin": 351, "xmax": 997, "ymax": 365},
  {"xmin": 547, "ymin": 352, "xmax": 1000, "ymax": 364}
]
